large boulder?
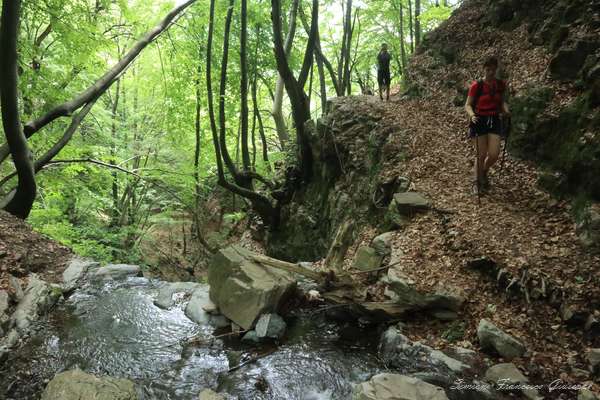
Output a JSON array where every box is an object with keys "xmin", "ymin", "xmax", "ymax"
[
  {"xmin": 154, "ymin": 282, "xmax": 201, "ymax": 309},
  {"xmin": 62, "ymin": 258, "xmax": 99, "ymax": 292},
  {"xmin": 255, "ymin": 313, "xmax": 286, "ymax": 339},
  {"xmin": 41, "ymin": 369, "xmax": 138, "ymax": 400},
  {"xmin": 379, "ymin": 326, "xmax": 468, "ymax": 374},
  {"xmin": 549, "ymin": 39, "xmax": 600, "ymax": 81},
  {"xmin": 93, "ymin": 264, "xmax": 141, "ymax": 280},
  {"xmin": 484, "ymin": 363, "xmax": 541, "ymax": 400},
  {"xmin": 391, "ymin": 192, "xmax": 430, "ymax": 215},
  {"xmin": 372, "ymin": 232, "xmax": 394, "ymax": 256},
  {"xmin": 353, "ymin": 246, "xmax": 384, "ymax": 271},
  {"xmin": 382, "ymin": 269, "xmax": 464, "ymax": 316},
  {"xmin": 184, "ymin": 286, "xmax": 229, "ymax": 328},
  {"xmin": 11, "ymin": 275, "xmax": 62, "ymax": 334},
  {"xmin": 352, "ymin": 374, "xmax": 448, "ymax": 400},
  {"xmin": 208, "ymin": 245, "xmax": 296, "ymax": 330},
  {"xmin": 477, "ymin": 319, "xmax": 526, "ymax": 360}
]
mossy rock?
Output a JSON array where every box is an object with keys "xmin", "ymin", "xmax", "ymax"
[{"xmin": 511, "ymin": 86, "xmax": 600, "ymax": 200}]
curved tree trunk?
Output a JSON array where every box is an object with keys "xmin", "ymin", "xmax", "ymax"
[
  {"xmin": 415, "ymin": 0, "xmax": 421, "ymax": 48},
  {"xmin": 0, "ymin": 0, "xmax": 37, "ymax": 219},
  {"xmin": 271, "ymin": 0, "xmax": 318, "ymax": 181},
  {"xmin": 271, "ymin": 0, "xmax": 299, "ymax": 148}
]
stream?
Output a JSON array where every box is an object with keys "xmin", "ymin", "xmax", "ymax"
[{"xmin": 0, "ymin": 276, "xmax": 385, "ymax": 399}]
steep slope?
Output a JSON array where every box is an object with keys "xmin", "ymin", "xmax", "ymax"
[
  {"xmin": 0, "ymin": 210, "xmax": 71, "ymax": 290},
  {"xmin": 263, "ymin": 0, "xmax": 600, "ymax": 397}
]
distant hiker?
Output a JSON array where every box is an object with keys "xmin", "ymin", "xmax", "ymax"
[
  {"xmin": 377, "ymin": 43, "xmax": 392, "ymax": 101},
  {"xmin": 465, "ymin": 56, "xmax": 511, "ymax": 195}
]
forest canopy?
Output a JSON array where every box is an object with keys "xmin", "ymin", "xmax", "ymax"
[{"xmin": 0, "ymin": 0, "xmax": 454, "ymax": 264}]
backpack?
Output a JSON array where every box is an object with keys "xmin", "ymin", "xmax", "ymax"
[
  {"xmin": 472, "ymin": 79, "xmax": 511, "ymax": 137},
  {"xmin": 472, "ymin": 78, "xmax": 505, "ymax": 111}
]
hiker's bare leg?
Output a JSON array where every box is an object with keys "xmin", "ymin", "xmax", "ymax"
[
  {"xmin": 386, "ymin": 84, "xmax": 390, "ymax": 101},
  {"xmin": 484, "ymin": 133, "xmax": 502, "ymax": 173},
  {"xmin": 472, "ymin": 135, "xmax": 488, "ymax": 181},
  {"xmin": 379, "ymin": 84, "xmax": 383, "ymax": 100}
]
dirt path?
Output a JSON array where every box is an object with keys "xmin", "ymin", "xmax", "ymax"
[{"xmin": 368, "ymin": 92, "xmax": 600, "ymax": 396}]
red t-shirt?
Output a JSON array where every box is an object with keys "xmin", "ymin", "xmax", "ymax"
[{"xmin": 468, "ymin": 79, "xmax": 505, "ymax": 116}]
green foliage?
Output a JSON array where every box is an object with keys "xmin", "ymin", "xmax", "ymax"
[
  {"xmin": 441, "ymin": 320, "xmax": 465, "ymax": 342},
  {"xmin": 1, "ymin": 0, "xmax": 454, "ymax": 264}
]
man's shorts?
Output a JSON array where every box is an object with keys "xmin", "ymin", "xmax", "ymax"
[
  {"xmin": 469, "ymin": 115, "xmax": 505, "ymax": 138},
  {"xmin": 378, "ymin": 69, "xmax": 391, "ymax": 86}
]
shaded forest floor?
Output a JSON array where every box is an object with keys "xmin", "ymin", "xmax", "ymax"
[{"xmin": 0, "ymin": 211, "xmax": 71, "ymax": 293}]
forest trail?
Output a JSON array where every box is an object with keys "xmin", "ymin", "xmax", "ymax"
[{"xmin": 360, "ymin": 89, "xmax": 600, "ymax": 387}]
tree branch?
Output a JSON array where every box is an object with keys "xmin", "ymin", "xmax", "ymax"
[{"xmin": 23, "ymin": 0, "xmax": 198, "ymax": 137}]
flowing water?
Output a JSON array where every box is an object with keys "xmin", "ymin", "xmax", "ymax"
[{"xmin": 0, "ymin": 277, "xmax": 384, "ymax": 399}]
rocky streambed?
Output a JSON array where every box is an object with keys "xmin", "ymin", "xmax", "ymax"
[{"xmin": 0, "ymin": 245, "xmax": 575, "ymax": 400}]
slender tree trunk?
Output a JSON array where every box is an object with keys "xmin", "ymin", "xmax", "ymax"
[
  {"xmin": 194, "ymin": 45, "xmax": 202, "ymax": 212},
  {"xmin": 251, "ymin": 27, "xmax": 270, "ymax": 170},
  {"xmin": 398, "ymin": 0, "xmax": 407, "ymax": 74},
  {"xmin": 298, "ymin": 6, "xmax": 338, "ymax": 100},
  {"xmin": 408, "ymin": 0, "xmax": 414, "ymax": 53},
  {"xmin": 342, "ymin": 0, "xmax": 353, "ymax": 95},
  {"xmin": 217, "ymin": 0, "xmax": 246, "ymax": 186},
  {"xmin": 109, "ymin": 81, "xmax": 121, "ymax": 226},
  {"xmin": 271, "ymin": 0, "xmax": 299, "ymax": 149},
  {"xmin": 0, "ymin": 0, "xmax": 37, "ymax": 219},
  {"xmin": 240, "ymin": 0, "xmax": 251, "ymax": 172},
  {"xmin": 345, "ymin": 8, "xmax": 359, "ymax": 95},
  {"xmin": 316, "ymin": 47, "xmax": 327, "ymax": 115},
  {"xmin": 415, "ymin": 0, "xmax": 421, "ymax": 48},
  {"xmin": 308, "ymin": 61, "xmax": 314, "ymax": 116}
]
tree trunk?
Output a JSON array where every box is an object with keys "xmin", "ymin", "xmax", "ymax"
[
  {"xmin": 109, "ymin": 81, "xmax": 121, "ymax": 226},
  {"xmin": 398, "ymin": 0, "xmax": 407, "ymax": 74},
  {"xmin": 271, "ymin": 0, "xmax": 318, "ymax": 182},
  {"xmin": 0, "ymin": 0, "xmax": 36, "ymax": 219},
  {"xmin": 271, "ymin": 0, "xmax": 299, "ymax": 148},
  {"xmin": 342, "ymin": 0, "xmax": 353, "ymax": 95},
  {"xmin": 194, "ymin": 45, "xmax": 203, "ymax": 213},
  {"xmin": 240, "ymin": 0, "xmax": 251, "ymax": 172},
  {"xmin": 415, "ymin": 0, "xmax": 421, "ymax": 48},
  {"xmin": 251, "ymin": 29, "xmax": 270, "ymax": 171},
  {"xmin": 408, "ymin": 0, "xmax": 414, "ymax": 53},
  {"xmin": 218, "ymin": 0, "xmax": 249, "ymax": 188},
  {"xmin": 299, "ymin": 6, "xmax": 341, "ymax": 97}
]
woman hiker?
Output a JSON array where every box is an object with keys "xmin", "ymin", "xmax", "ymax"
[{"xmin": 465, "ymin": 56, "xmax": 511, "ymax": 195}]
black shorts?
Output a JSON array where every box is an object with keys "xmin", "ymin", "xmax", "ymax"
[
  {"xmin": 378, "ymin": 69, "xmax": 391, "ymax": 86},
  {"xmin": 469, "ymin": 115, "xmax": 504, "ymax": 138}
]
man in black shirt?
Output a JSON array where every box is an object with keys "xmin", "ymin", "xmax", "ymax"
[{"xmin": 377, "ymin": 43, "xmax": 391, "ymax": 101}]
